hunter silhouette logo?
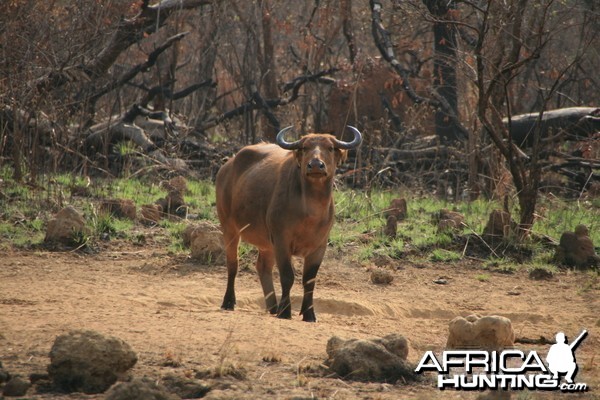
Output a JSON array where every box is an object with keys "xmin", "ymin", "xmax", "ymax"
[
  {"xmin": 415, "ymin": 329, "xmax": 589, "ymax": 392},
  {"xmin": 546, "ymin": 330, "xmax": 588, "ymax": 384}
]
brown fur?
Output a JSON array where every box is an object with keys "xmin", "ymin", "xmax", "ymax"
[{"xmin": 216, "ymin": 134, "xmax": 348, "ymax": 321}]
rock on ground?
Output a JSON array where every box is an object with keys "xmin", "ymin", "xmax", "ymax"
[
  {"xmin": 555, "ymin": 224, "xmax": 600, "ymax": 268},
  {"xmin": 0, "ymin": 361, "xmax": 10, "ymax": 384},
  {"xmin": 44, "ymin": 205, "xmax": 88, "ymax": 244},
  {"xmin": 48, "ymin": 330, "xmax": 138, "ymax": 394},
  {"xmin": 2, "ymin": 376, "xmax": 31, "ymax": 397},
  {"xmin": 383, "ymin": 198, "xmax": 407, "ymax": 221},
  {"xmin": 383, "ymin": 215, "xmax": 398, "ymax": 239},
  {"xmin": 435, "ymin": 209, "xmax": 465, "ymax": 233},
  {"xmin": 105, "ymin": 377, "xmax": 181, "ymax": 400},
  {"xmin": 370, "ymin": 268, "xmax": 394, "ymax": 285},
  {"xmin": 325, "ymin": 334, "xmax": 417, "ymax": 383},
  {"xmin": 99, "ymin": 199, "xmax": 137, "ymax": 220},
  {"xmin": 156, "ymin": 191, "xmax": 187, "ymax": 218},
  {"xmin": 482, "ymin": 210, "xmax": 515, "ymax": 240},
  {"xmin": 161, "ymin": 374, "xmax": 211, "ymax": 399},
  {"xmin": 141, "ymin": 204, "xmax": 163, "ymax": 225},
  {"xmin": 186, "ymin": 221, "xmax": 224, "ymax": 263},
  {"xmin": 446, "ymin": 314, "xmax": 515, "ymax": 351}
]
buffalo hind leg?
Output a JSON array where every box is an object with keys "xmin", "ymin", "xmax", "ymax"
[
  {"xmin": 221, "ymin": 233, "xmax": 240, "ymax": 310},
  {"xmin": 300, "ymin": 246, "xmax": 325, "ymax": 322},
  {"xmin": 256, "ymin": 250, "xmax": 277, "ymax": 314},
  {"xmin": 275, "ymin": 251, "xmax": 294, "ymax": 319}
]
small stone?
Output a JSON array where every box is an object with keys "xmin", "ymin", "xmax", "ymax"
[
  {"xmin": 370, "ymin": 268, "xmax": 394, "ymax": 285},
  {"xmin": 161, "ymin": 374, "xmax": 211, "ymax": 399},
  {"xmin": 529, "ymin": 268, "xmax": 553, "ymax": 280},
  {"xmin": 3, "ymin": 376, "xmax": 31, "ymax": 397},
  {"xmin": 105, "ymin": 377, "xmax": 180, "ymax": 400}
]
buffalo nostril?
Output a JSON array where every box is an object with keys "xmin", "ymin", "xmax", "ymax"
[{"xmin": 308, "ymin": 159, "xmax": 326, "ymax": 173}]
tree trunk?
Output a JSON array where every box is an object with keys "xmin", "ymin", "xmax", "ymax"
[
  {"xmin": 341, "ymin": 0, "xmax": 357, "ymax": 66},
  {"xmin": 424, "ymin": 0, "xmax": 460, "ymax": 143},
  {"xmin": 11, "ymin": 109, "xmax": 24, "ymax": 182},
  {"xmin": 193, "ymin": 6, "xmax": 220, "ymax": 127},
  {"xmin": 260, "ymin": 0, "xmax": 280, "ymax": 142}
]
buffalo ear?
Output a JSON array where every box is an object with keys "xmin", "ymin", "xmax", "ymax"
[{"xmin": 335, "ymin": 149, "xmax": 348, "ymax": 165}]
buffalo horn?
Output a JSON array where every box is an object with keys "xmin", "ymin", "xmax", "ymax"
[
  {"xmin": 275, "ymin": 126, "xmax": 302, "ymax": 150},
  {"xmin": 333, "ymin": 125, "xmax": 363, "ymax": 149}
]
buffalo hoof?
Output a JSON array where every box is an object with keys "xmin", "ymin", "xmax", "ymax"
[
  {"xmin": 276, "ymin": 305, "xmax": 291, "ymax": 319},
  {"xmin": 221, "ymin": 298, "xmax": 236, "ymax": 311},
  {"xmin": 267, "ymin": 307, "xmax": 278, "ymax": 315},
  {"xmin": 302, "ymin": 310, "xmax": 317, "ymax": 322}
]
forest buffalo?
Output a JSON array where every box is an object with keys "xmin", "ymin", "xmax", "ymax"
[{"xmin": 215, "ymin": 126, "xmax": 362, "ymax": 321}]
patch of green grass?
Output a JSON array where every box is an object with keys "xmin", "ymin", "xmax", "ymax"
[
  {"xmin": 333, "ymin": 189, "xmax": 469, "ymax": 260},
  {"xmin": 482, "ymin": 258, "xmax": 519, "ymax": 274},
  {"xmin": 186, "ymin": 180, "xmax": 217, "ymax": 221},
  {"xmin": 527, "ymin": 262, "xmax": 558, "ymax": 274},
  {"xmin": 455, "ymin": 198, "xmax": 502, "ymax": 234},
  {"xmin": 430, "ymin": 248, "xmax": 462, "ymax": 262},
  {"xmin": 402, "ymin": 223, "xmax": 455, "ymax": 250},
  {"xmin": 87, "ymin": 205, "xmax": 135, "ymax": 243},
  {"xmin": 116, "ymin": 141, "xmax": 138, "ymax": 157},
  {"xmin": 104, "ymin": 177, "xmax": 163, "ymax": 205},
  {"xmin": 355, "ymin": 237, "xmax": 404, "ymax": 263},
  {"xmin": 475, "ymin": 273, "xmax": 491, "ymax": 282},
  {"xmin": 0, "ymin": 220, "xmax": 45, "ymax": 249},
  {"xmin": 533, "ymin": 196, "xmax": 600, "ymax": 246},
  {"xmin": 159, "ymin": 218, "xmax": 188, "ymax": 253},
  {"xmin": 53, "ymin": 173, "xmax": 90, "ymax": 188}
]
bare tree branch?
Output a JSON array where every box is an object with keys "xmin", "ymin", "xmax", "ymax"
[
  {"xmin": 87, "ymin": 32, "xmax": 191, "ymax": 109},
  {"xmin": 196, "ymin": 68, "xmax": 338, "ymax": 133},
  {"xmin": 87, "ymin": 0, "xmax": 212, "ymax": 79},
  {"xmin": 369, "ymin": 0, "xmax": 469, "ymax": 141}
]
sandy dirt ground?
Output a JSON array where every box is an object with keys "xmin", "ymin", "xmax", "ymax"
[{"xmin": 1, "ymin": 229, "xmax": 599, "ymax": 400}]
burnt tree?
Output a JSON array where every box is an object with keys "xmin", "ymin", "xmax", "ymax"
[{"xmin": 423, "ymin": 0, "xmax": 461, "ymax": 143}]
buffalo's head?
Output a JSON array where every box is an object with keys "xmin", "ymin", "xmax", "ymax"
[{"xmin": 276, "ymin": 126, "xmax": 362, "ymax": 180}]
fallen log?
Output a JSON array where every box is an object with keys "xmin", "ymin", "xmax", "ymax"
[
  {"xmin": 84, "ymin": 119, "xmax": 156, "ymax": 154},
  {"xmin": 504, "ymin": 107, "xmax": 600, "ymax": 147}
]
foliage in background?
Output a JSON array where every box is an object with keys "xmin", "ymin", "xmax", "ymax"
[{"xmin": 1, "ymin": 168, "xmax": 598, "ymax": 274}]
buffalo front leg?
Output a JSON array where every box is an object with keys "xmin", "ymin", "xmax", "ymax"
[
  {"xmin": 256, "ymin": 250, "xmax": 277, "ymax": 314},
  {"xmin": 221, "ymin": 233, "xmax": 240, "ymax": 310},
  {"xmin": 275, "ymin": 251, "xmax": 294, "ymax": 319},
  {"xmin": 300, "ymin": 246, "xmax": 325, "ymax": 322}
]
